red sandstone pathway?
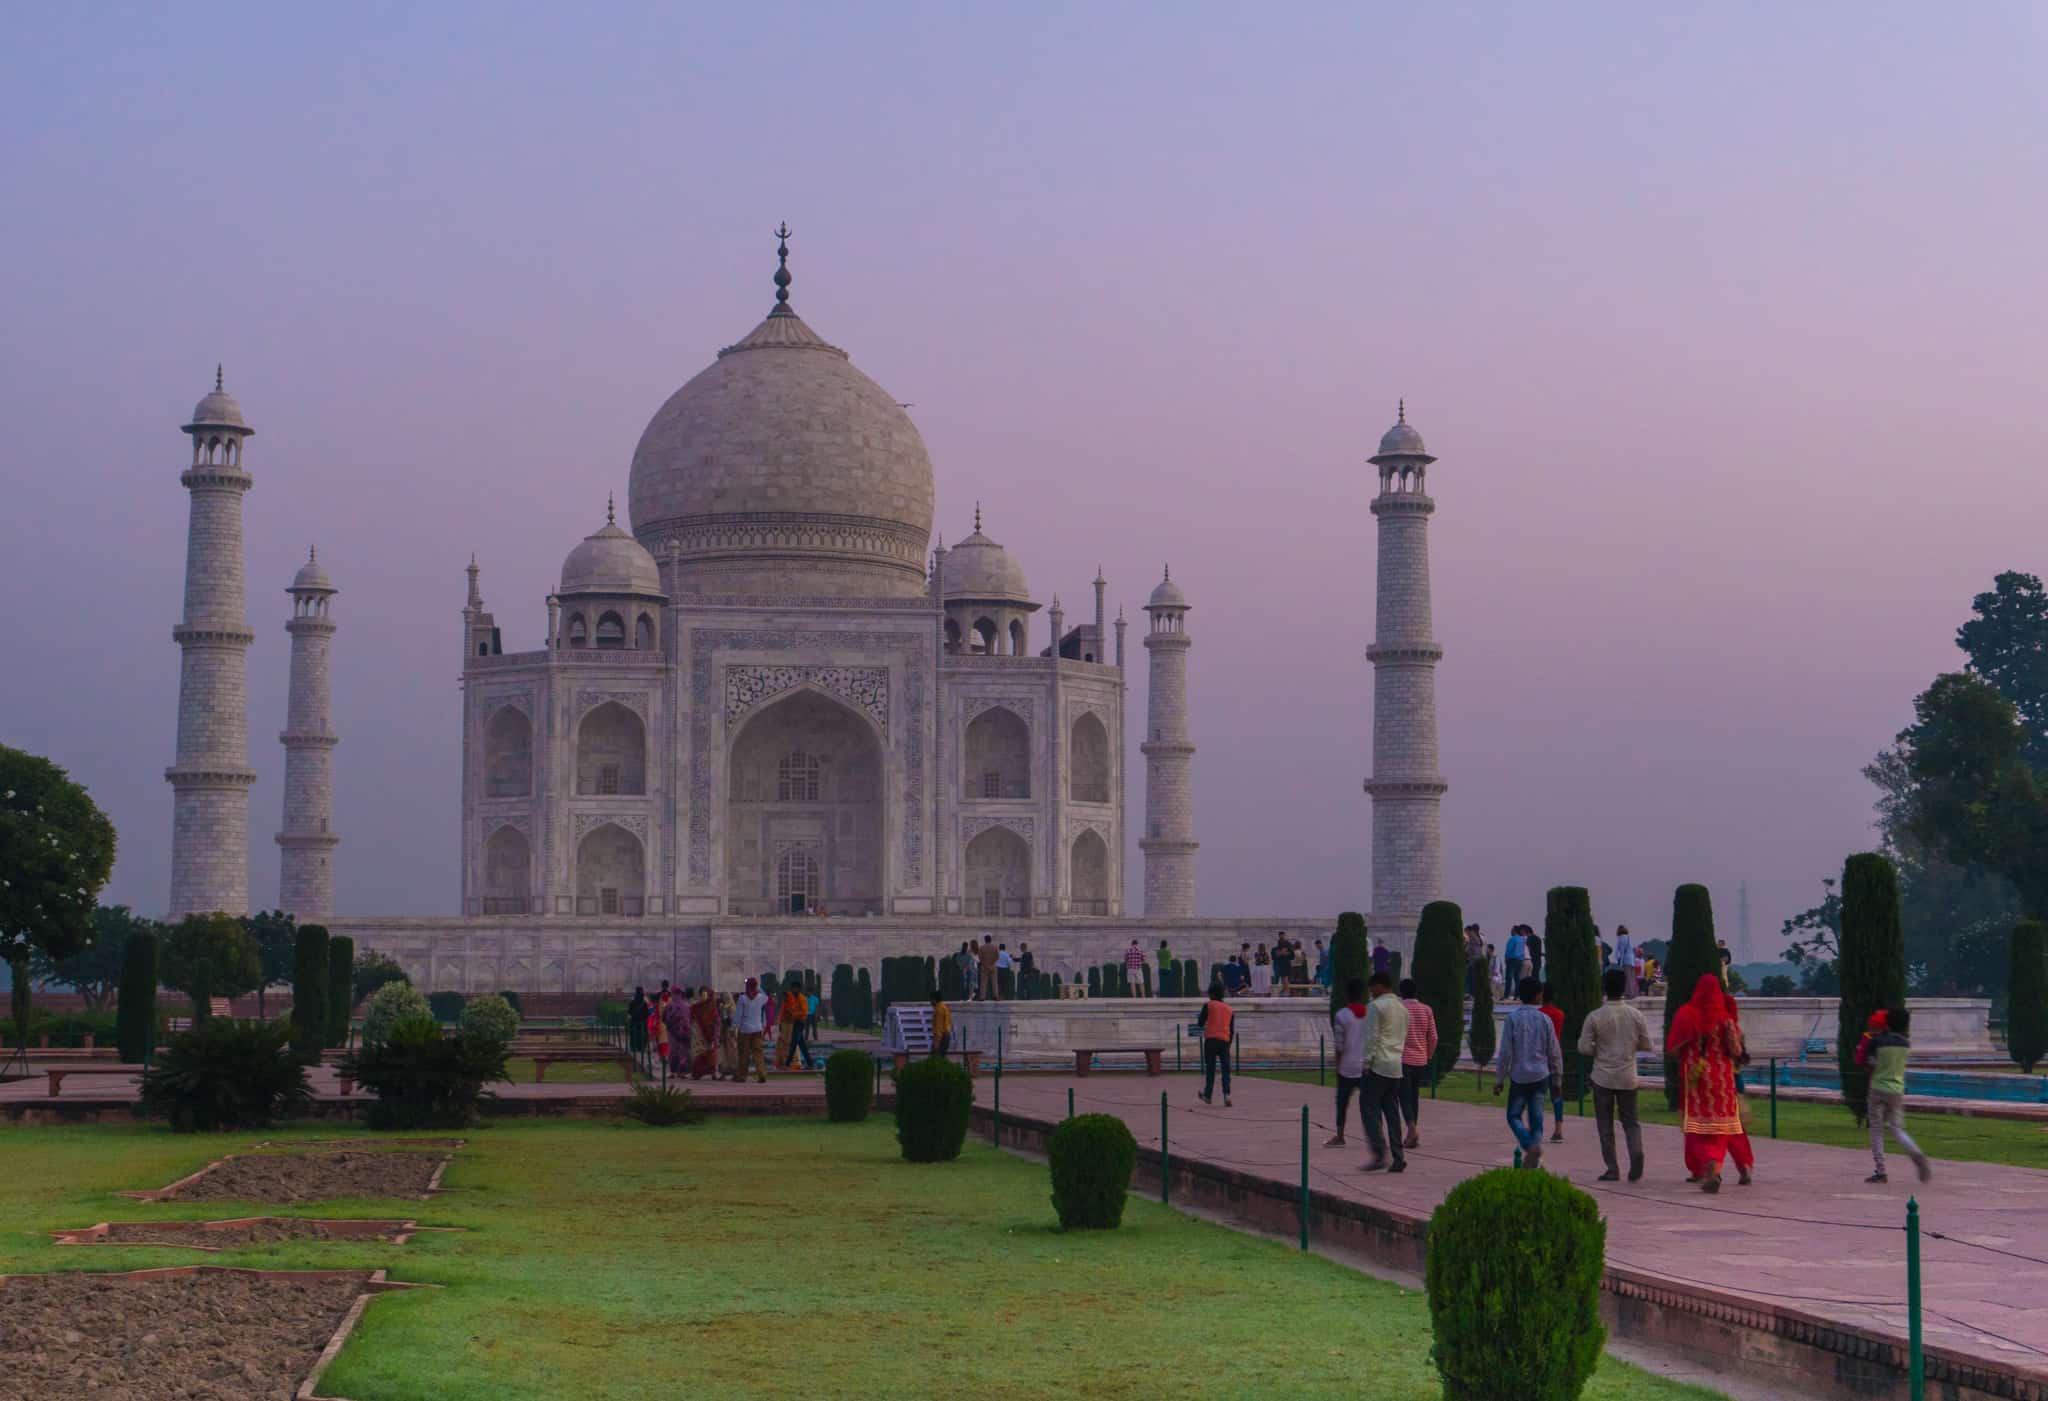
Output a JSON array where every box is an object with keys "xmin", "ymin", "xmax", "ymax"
[{"xmin": 997, "ymin": 1070, "xmax": 2048, "ymax": 1384}]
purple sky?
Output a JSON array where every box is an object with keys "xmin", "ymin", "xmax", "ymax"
[{"xmin": 5, "ymin": 4, "xmax": 2043, "ymax": 958}]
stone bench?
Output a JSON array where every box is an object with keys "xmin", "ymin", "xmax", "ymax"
[
  {"xmin": 1072, "ymin": 1047, "xmax": 1165, "ymax": 1077},
  {"xmin": 45, "ymin": 1066, "xmax": 147, "ymax": 1097}
]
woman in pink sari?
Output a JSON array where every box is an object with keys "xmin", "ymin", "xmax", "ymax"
[
  {"xmin": 1666, "ymin": 974, "xmax": 1748, "ymax": 1193},
  {"xmin": 688, "ymin": 987, "xmax": 719, "ymax": 1079}
]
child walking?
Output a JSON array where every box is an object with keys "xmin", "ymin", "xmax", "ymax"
[{"xmin": 1860, "ymin": 1006, "xmax": 1931, "ymax": 1184}]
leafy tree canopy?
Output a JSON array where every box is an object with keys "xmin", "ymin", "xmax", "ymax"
[
  {"xmin": 0, "ymin": 744, "xmax": 117, "ymax": 967},
  {"xmin": 1957, "ymin": 570, "xmax": 2048, "ymax": 768},
  {"xmin": 161, "ymin": 913, "xmax": 264, "ymax": 1002},
  {"xmin": 1899, "ymin": 673, "xmax": 2048, "ymax": 917},
  {"xmin": 30, "ymin": 904, "xmax": 161, "ymax": 1014},
  {"xmin": 243, "ymin": 910, "xmax": 298, "ymax": 989}
]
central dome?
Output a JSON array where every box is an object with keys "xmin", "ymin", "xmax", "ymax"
[{"xmin": 627, "ymin": 265, "xmax": 935, "ymax": 598}]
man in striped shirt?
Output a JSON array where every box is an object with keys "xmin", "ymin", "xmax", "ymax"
[{"xmin": 1398, "ymin": 978, "xmax": 1438, "ymax": 1150}]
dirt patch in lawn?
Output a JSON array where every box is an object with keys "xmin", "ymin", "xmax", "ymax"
[
  {"xmin": 53, "ymin": 1218, "xmax": 427, "ymax": 1249},
  {"xmin": 254, "ymin": 1137, "xmax": 468, "ymax": 1152},
  {"xmin": 124, "ymin": 1151, "xmax": 452, "ymax": 1204},
  {"xmin": 0, "ymin": 1268, "xmax": 374, "ymax": 1399}
]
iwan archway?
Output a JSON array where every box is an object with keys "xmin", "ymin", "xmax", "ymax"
[{"xmin": 725, "ymin": 689, "xmax": 885, "ymax": 914}]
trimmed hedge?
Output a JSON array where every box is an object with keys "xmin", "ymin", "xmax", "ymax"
[
  {"xmin": 427, "ymin": 990, "xmax": 467, "ymax": 1023},
  {"xmin": 1179, "ymin": 958, "xmax": 1199, "ymax": 996},
  {"xmin": 1427, "ymin": 1167, "xmax": 1606, "ymax": 1400},
  {"xmin": 1468, "ymin": 963, "xmax": 1496, "ymax": 1069},
  {"xmin": 1087, "ymin": 966, "xmax": 1102, "ymax": 998},
  {"xmin": 1413, "ymin": 901, "xmax": 1465, "ymax": 1079},
  {"xmin": 324, "ymin": 936, "xmax": 354, "ymax": 1047},
  {"xmin": 340, "ymin": 1015, "xmax": 509, "ymax": 1129},
  {"xmin": 1329, "ymin": 912, "xmax": 1370, "ymax": 1019},
  {"xmin": 290, "ymin": 925, "xmax": 328, "ymax": 1058},
  {"xmin": 1048, "ymin": 1113, "xmax": 1137, "ymax": 1229},
  {"xmin": 139, "ymin": 1018, "xmax": 313, "ymax": 1132},
  {"xmin": 2009, "ymin": 921, "xmax": 2048, "ymax": 1073},
  {"xmin": 1839, "ymin": 853, "xmax": 1906, "ymax": 1124},
  {"xmin": 894, "ymin": 1057, "xmax": 973, "ymax": 1162},
  {"xmin": 831, "ymin": 965, "xmax": 855, "ymax": 1029},
  {"xmin": 117, "ymin": 931, "xmax": 159, "ymax": 1064},
  {"xmin": 1661, "ymin": 885, "xmax": 1719, "ymax": 1110},
  {"xmin": 459, "ymin": 993, "xmax": 519, "ymax": 1043},
  {"xmin": 825, "ymin": 1049, "xmax": 872, "ymax": 1122},
  {"xmin": 497, "ymin": 989, "xmax": 523, "ymax": 1015},
  {"xmin": 1544, "ymin": 888, "xmax": 1601, "ymax": 1095},
  {"xmin": 363, "ymin": 982, "xmax": 432, "ymax": 1045},
  {"xmin": 855, "ymin": 967, "xmax": 874, "ymax": 1027}
]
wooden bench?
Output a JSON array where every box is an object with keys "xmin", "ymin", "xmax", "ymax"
[
  {"xmin": 46, "ymin": 1065, "xmax": 147, "ymax": 1097},
  {"xmin": 891, "ymin": 1049, "xmax": 985, "ymax": 1077},
  {"xmin": 1072, "ymin": 1047, "xmax": 1165, "ymax": 1077}
]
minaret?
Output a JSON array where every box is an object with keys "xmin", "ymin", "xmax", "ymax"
[
  {"xmin": 1114, "ymin": 606, "xmax": 1127, "ymax": 669},
  {"xmin": 1365, "ymin": 402, "xmax": 1447, "ymax": 951},
  {"xmin": 166, "ymin": 368, "xmax": 257, "ymax": 919},
  {"xmin": 1140, "ymin": 567, "xmax": 1197, "ymax": 915},
  {"xmin": 1047, "ymin": 594, "xmax": 1064, "ymax": 653},
  {"xmin": 1093, "ymin": 565, "xmax": 1107, "ymax": 637},
  {"xmin": 277, "ymin": 549, "xmax": 340, "ymax": 917}
]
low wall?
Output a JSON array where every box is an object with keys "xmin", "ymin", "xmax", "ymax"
[{"xmin": 951, "ymin": 996, "xmax": 1997, "ymax": 1063}]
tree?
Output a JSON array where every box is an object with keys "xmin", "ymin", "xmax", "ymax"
[
  {"xmin": 0, "ymin": 745, "xmax": 117, "ymax": 1050},
  {"xmin": 2008, "ymin": 921, "xmax": 2047, "ymax": 1073},
  {"xmin": 290, "ymin": 925, "xmax": 329, "ymax": 1057},
  {"xmin": 242, "ymin": 909, "xmax": 297, "ymax": 1020},
  {"xmin": 1757, "ymin": 975, "xmax": 1797, "ymax": 997},
  {"xmin": 351, "ymin": 950, "xmax": 410, "ymax": 1006},
  {"xmin": 1413, "ymin": 900, "xmax": 1466, "ymax": 1079},
  {"xmin": 1328, "ymin": 912, "xmax": 1370, "ymax": 1020},
  {"xmin": 161, "ymin": 913, "xmax": 262, "ymax": 1021},
  {"xmin": 1895, "ymin": 673, "xmax": 2048, "ymax": 917},
  {"xmin": 1467, "ymin": 967, "xmax": 1495, "ymax": 1072},
  {"xmin": 117, "ymin": 930, "xmax": 159, "ymax": 1063},
  {"xmin": 1544, "ymin": 887, "xmax": 1602, "ymax": 1097},
  {"xmin": 1838, "ymin": 853, "xmax": 1907, "ymax": 1125},
  {"xmin": 30, "ymin": 904, "xmax": 157, "ymax": 1014},
  {"xmin": 1956, "ymin": 570, "xmax": 2048, "ymax": 769},
  {"xmin": 325, "ymin": 936, "xmax": 354, "ymax": 1046},
  {"xmin": 1661, "ymin": 885, "xmax": 1719, "ymax": 1110},
  {"xmin": 1780, "ymin": 877, "xmax": 1841, "ymax": 987}
]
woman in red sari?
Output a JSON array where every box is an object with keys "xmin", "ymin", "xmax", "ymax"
[
  {"xmin": 1720, "ymin": 991, "xmax": 1757, "ymax": 1184},
  {"xmin": 1667, "ymin": 974, "xmax": 1746, "ymax": 1193},
  {"xmin": 688, "ymin": 987, "xmax": 719, "ymax": 1080}
]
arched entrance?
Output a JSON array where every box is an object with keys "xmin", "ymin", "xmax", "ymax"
[
  {"xmin": 727, "ymin": 689, "xmax": 885, "ymax": 914},
  {"xmin": 575, "ymin": 822, "xmax": 644, "ymax": 916},
  {"xmin": 482, "ymin": 825, "xmax": 531, "ymax": 914},
  {"xmin": 1069, "ymin": 829, "xmax": 1109, "ymax": 915},
  {"xmin": 965, "ymin": 705, "xmax": 1031, "ymax": 800},
  {"xmin": 965, "ymin": 825, "xmax": 1031, "ymax": 917}
]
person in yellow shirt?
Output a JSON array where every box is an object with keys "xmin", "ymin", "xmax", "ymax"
[
  {"xmin": 778, "ymin": 985, "xmax": 810, "ymax": 1068},
  {"xmin": 930, "ymin": 991, "xmax": 953, "ymax": 1059}
]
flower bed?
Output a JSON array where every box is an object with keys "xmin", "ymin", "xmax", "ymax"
[{"xmin": 121, "ymin": 1150, "xmax": 452, "ymax": 1204}]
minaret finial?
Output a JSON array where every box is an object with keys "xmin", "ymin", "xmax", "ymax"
[
  {"xmin": 974, "ymin": 501, "xmax": 982, "ymax": 533},
  {"xmin": 215, "ymin": 364, "xmax": 224, "ymax": 392},
  {"xmin": 1398, "ymin": 398, "xmax": 1406, "ymax": 424},
  {"xmin": 308, "ymin": 545, "xmax": 317, "ymax": 564},
  {"xmin": 607, "ymin": 493, "xmax": 616, "ymax": 526},
  {"xmin": 1163, "ymin": 563, "xmax": 1171, "ymax": 582},
  {"xmin": 772, "ymin": 221, "xmax": 792, "ymax": 312}
]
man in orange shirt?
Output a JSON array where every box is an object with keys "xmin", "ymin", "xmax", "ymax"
[
  {"xmin": 1195, "ymin": 981, "xmax": 1235, "ymax": 1108},
  {"xmin": 778, "ymin": 984, "xmax": 811, "ymax": 1069}
]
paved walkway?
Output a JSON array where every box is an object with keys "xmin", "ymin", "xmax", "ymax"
[{"xmin": 995, "ymin": 1070, "xmax": 2048, "ymax": 1386}]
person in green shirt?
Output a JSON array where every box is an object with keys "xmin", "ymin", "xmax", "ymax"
[{"xmin": 1860, "ymin": 1007, "xmax": 1930, "ymax": 1185}]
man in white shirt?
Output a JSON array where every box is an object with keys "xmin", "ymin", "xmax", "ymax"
[
  {"xmin": 1358, "ymin": 971, "xmax": 1411, "ymax": 1173},
  {"xmin": 733, "ymin": 977, "xmax": 771, "ymax": 1084},
  {"xmin": 1323, "ymin": 977, "xmax": 1369, "ymax": 1148},
  {"xmin": 1577, "ymin": 967, "xmax": 1654, "ymax": 1180}
]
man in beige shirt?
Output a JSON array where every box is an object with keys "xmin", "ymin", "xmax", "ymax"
[
  {"xmin": 1577, "ymin": 967, "xmax": 1655, "ymax": 1181},
  {"xmin": 1358, "ymin": 971, "xmax": 1411, "ymax": 1173}
]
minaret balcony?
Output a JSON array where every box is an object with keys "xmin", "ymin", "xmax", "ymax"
[
  {"xmin": 171, "ymin": 623, "xmax": 256, "ymax": 647},
  {"xmin": 164, "ymin": 765, "xmax": 257, "ymax": 788},
  {"xmin": 1369, "ymin": 493, "xmax": 1435, "ymax": 516},
  {"xmin": 1363, "ymin": 777, "xmax": 1449, "ymax": 797},
  {"xmin": 1365, "ymin": 642, "xmax": 1444, "ymax": 664},
  {"xmin": 277, "ymin": 730, "xmax": 340, "ymax": 747}
]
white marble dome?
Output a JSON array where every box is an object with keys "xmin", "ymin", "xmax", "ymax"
[
  {"xmin": 185, "ymin": 370, "xmax": 248, "ymax": 431},
  {"xmin": 290, "ymin": 549, "xmax": 334, "ymax": 593},
  {"xmin": 1373, "ymin": 408, "xmax": 1430, "ymax": 460},
  {"xmin": 626, "ymin": 304, "xmax": 935, "ymax": 598},
  {"xmin": 942, "ymin": 526, "xmax": 1031, "ymax": 603},
  {"xmin": 1147, "ymin": 569, "xmax": 1189, "ymax": 610},
  {"xmin": 561, "ymin": 512, "xmax": 663, "ymax": 597}
]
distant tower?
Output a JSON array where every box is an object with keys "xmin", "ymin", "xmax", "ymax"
[
  {"xmin": 1141, "ymin": 567, "xmax": 1197, "ymax": 915},
  {"xmin": 166, "ymin": 369, "xmax": 257, "ymax": 919},
  {"xmin": 1364, "ymin": 403, "xmax": 1446, "ymax": 949},
  {"xmin": 276, "ymin": 549, "xmax": 340, "ymax": 918},
  {"xmin": 1114, "ymin": 606, "xmax": 1127, "ymax": 669},
  {"xmin": 1738, "ymin": 881, "xmax": 1752, "ymax": 958}
]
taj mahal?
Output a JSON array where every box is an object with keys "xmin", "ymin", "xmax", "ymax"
[{"xmin": 163, "ymin": 229, "xmax": 1449, "ymax": 993}]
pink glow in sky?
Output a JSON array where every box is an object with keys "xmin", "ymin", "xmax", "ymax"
[{"xmin": 4, "ymin": 4, "xmax": 2044, "ymax": 957}]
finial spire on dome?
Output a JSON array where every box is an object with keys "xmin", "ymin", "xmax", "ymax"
[
  {"xmin": 215, "ymin": 364, "xmax": 224, "ymax": 392},
  {"xmin": 771, "ymin": 221, "xmax": 793, "ymax": 315},
  {"xmin": 974, "ymin": 501, "xmax": 982, "ymax": 533},
  {"xmin": 1398, "ymin": 398, "xmax": 1406, "ymax": 424},
  {"xmin": 308, "ymin": 545, "xmax": 317, "ymax": 563},
  {"xmin": 607, "ymin": 493, "xmax": 616, "ymax": 526},
  {"xmin": 1163, "ymin": 564, "xmax": 1171, "ymax": 582}
]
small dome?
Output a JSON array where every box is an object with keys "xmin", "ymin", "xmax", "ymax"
[
  {"xmin": 943, "ymin": 525, "xmax": 1031, "ymax": 604},
  {"xmin": 290, "ymin": 548, "xmax": 334, "ymax": 593},
  {"xmin": 185, "ymin": 368, "xmax": 248, "ymax": 431},
  {"xmin": 1147, "ymin": 568, "xmax": 1188, "ymax": 610},
  {"xmin": 1370, "ymin": 402, "xmax": 1432, "ymax": 462},
  {"xmin": 561, "ymin": 508, "xmax": 663, "ymax": 597}
]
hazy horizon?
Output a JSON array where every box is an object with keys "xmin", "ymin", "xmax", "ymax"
[{"xmin": 5, "ymin": 3, "xmax": 2043, "ymax": 959}]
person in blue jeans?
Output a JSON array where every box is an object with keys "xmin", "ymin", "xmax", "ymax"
[
  {"xmin": 1196, "ymin": 982, "xmax": 1235, "ymax": 1108},
  {"xmin": 1493, "ymin": 977, "xmax": 1563, "ymax": 1168},
  {"xmin": 1502, "ymin": 926, "xmax": 1528, "ymax": 998}
]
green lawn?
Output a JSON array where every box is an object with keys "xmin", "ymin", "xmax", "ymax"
[
  {"xmin": 1250, "ymin": 1070, "xmax": 2048, "ymax": 1169},
  {"xmin": 0, "ymin": 1119, "xmax": 1725, "ymax": 1400},
  {"xmin": 502, "ymin": 1056, "xmax": 630, "ymax": 1084}
]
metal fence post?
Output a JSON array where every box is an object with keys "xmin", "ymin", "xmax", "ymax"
[
  {"xmin": 1908, "ymin": 1198, "xmax": 1924, "ymax": 1400},
  {"xmin": 1234, "ymin": 1024, "xmax": 1241, "ymax": 1076},
  {"xmin": 1176, "ymin": 1023, "xmax": 1183, "ymax": 1072},
  {"xmin": 1299, "ymin": 1103, "xmax": 1309, "ymax": 1251},
  {"xmin": 1067, "ymin": 1086, "xmax": 1074, "ymax": 1120},
  {"xmin": 1318, "ymin": 1034, "xmax": 1325, "ymax": 1087},
  {"xmin": 1160, "ymin": 1091, "xmax": 1170, "ymax": 1204},
  {"xmin": 1769, "ymin": 1057, "xmax": 1778, "ymax": 1139},
  {"xmin": 993, "ymin": 1051, "xmax": 1002, "ymax": 1144}
]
